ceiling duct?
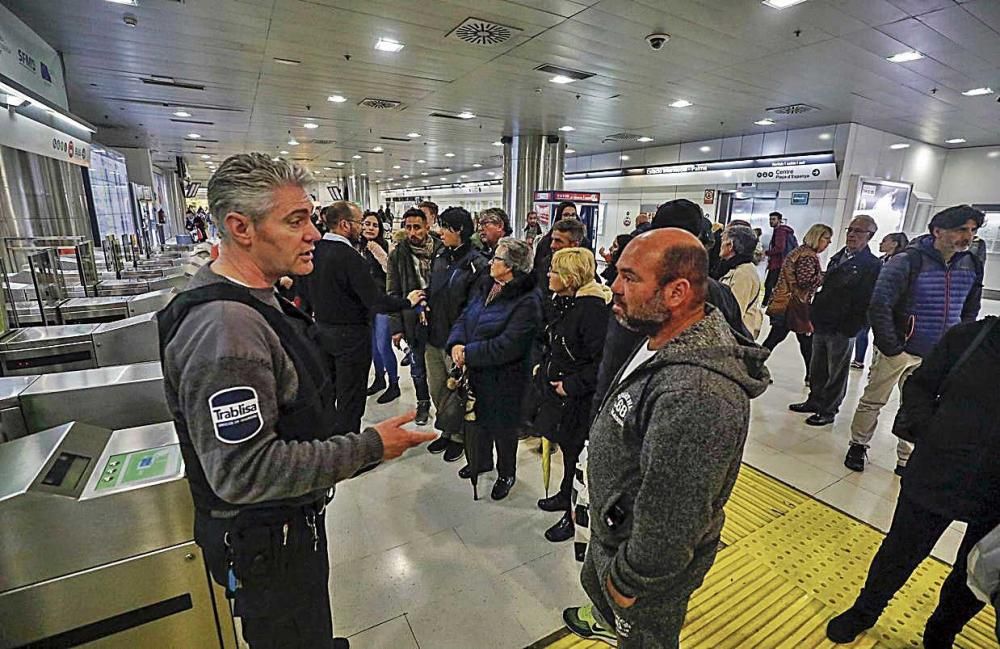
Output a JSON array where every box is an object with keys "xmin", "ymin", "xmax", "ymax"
[
  {"xmin": 358, "ymin": 97, "xmax": 403, "ymax": 110},
  {"xmin": 533, "ymin": 64, "xmax": 595, "ymax": 82},
  {"xmin": 140, "ymin": 77, "xmax": 205, "ymax": 91},
  {"xmin": 602, "ymin": 132, "xmax": 643, "ymax": 143},
  {"xmin": 308, "ymin": 139, "xmax": 337, "ymax": 145},
  {"xmin": 380, "ymin": 136, "xmax": 411, "ymax": 142},
  {"xmin": 766, "ymin": 103, "xmax": 819, "ymax": 115},
  {"xmin": 170, "ymin": 118, "xmax": 214, "ymax": 125},
  {"xmin": 429, "ymin": 112, "xmax": 467, "ymax": 120},
  {"xmin": 446, "ymin": 17, "xmax": 521, "ymax": 47}
]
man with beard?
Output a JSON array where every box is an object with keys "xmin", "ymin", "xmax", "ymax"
[
  {"xmin": 388, "ymin": 207, "xmax": 444, "ymax": 425},
  {"xmin": 569, "ymin": 228, "xmax": 769, "ymax": 649},
  {"xmin": 308, "ymin": 201, "xmax": 425, "ymax": 434}
]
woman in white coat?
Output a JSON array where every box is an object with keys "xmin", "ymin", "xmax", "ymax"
[{"xmin": 718, "ymin": 225, "xmax": 764, "ymax": 339}]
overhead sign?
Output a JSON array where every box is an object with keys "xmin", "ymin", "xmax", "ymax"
[
  {"xmin": 567, "ymin": 153, "xmax": 837, "ymax": 185},
  {"xmin": 0, "ymin": 4, "xmax": 69, "ymax": 110},
  {"xmin": 533, "ymin": 191, "xmax": 601, "ymax": 203},
  {"xmin": 0, "ymin": 110, "xmax": 89, "ymax": 167}
]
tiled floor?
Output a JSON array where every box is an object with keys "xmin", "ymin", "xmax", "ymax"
[{"xmin": 319, "ymin": 300, "xmax": 1000, "ymax": 648}]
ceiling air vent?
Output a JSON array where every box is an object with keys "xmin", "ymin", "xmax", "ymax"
[
  {"xmin": 309, "ymin": 139, "xmax": 337, "ymax": 145},
  {"xmin": 359, "ymin": 97, "xmax": 403, "ymax": 110},
  {"xmin": 140, "ymin": 77, "xmax": 205, "ymax": 91},
  {"xmin": 533, "ymin": 64, "xmax": 595, "ymax": 82},
  {"xmin": 380, "ymin": 136, "xmax": 411, "ymax": 142},
  {"xmin": 766, "ymin": 103, "xmax": 819, "ymax": 115},
  {"xmin": 446, "ymin": 17, "xmax": 521, "ymax": 47},
  {"xmin": 170, "ymin": 118, "xmax": 214, "ymax": 125},
  {"xmin": 603, "ymin": 133, "xmax": 643, "ymax": 143}
]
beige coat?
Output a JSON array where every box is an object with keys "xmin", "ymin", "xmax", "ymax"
[{"xmin": 721, "ymin": 261, "xmax": 764, "ymax": 339}]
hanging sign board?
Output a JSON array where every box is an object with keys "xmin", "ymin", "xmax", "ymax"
[
  {"xmin": 533, "ymin": 191, "xmax": 601, "ymax": 204},
  {"xmin": 567, "ymin": 153, "xmax": 837, "ymax": 185},
  {"xmin": 0, "ymin": 4, "xmax": 69, "ymax": 109},
  {"xmin": 0, "ymin": 110, "xmax": 90, "ymax": 167}
]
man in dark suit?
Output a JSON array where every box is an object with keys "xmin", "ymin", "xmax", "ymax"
[{"xmin": 307, "ymin": 201, "xmax": 424, "ymax": 433}]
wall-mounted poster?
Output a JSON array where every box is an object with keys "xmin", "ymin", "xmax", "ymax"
[{"xmin": 852, "ymin": 177, "xmax": 911, "ymax": 240}]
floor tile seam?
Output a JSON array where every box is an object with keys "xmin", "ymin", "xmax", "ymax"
[
  {"xmin": 345, "ymin": 612, "xmax": 409, "ymax": 639},
  {"xmin": 403, "ymin": 613, "xmax": 420, "ymax": 649}
]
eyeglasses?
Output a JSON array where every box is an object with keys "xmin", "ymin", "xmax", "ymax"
[
  {"xmin": 490, "ymin": 255, "xmax": 509, "ymax": 264},
  {"xmin": 846, "ymin": 227, "xmax": 874, "ymax": 235}
]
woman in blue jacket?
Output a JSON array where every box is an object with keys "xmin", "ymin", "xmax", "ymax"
[{"xmin": 448, "ymin": 237, "xmax": 542, "ymax": 500}]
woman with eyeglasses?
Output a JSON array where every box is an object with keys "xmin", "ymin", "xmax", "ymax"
[
  {"xmin": 448, "ymin": 237, "xmax": 542, "ymax": 500},
  {"xmin": 360, "ymin": 211, "xmax": 400, "ymax": 403}
]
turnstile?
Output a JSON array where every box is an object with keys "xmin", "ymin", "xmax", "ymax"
[
  {"xmin": 0, "ymin": 421, "xmax": 238, "ymax": 648},
  {"xmin": 0, "ymin": 375, "xmax": 36, "ymax": 442}
]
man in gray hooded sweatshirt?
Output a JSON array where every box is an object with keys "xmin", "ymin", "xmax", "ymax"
[{"xmin": 577, "ymin": 228, "xmax": 770, "ymax": 648}]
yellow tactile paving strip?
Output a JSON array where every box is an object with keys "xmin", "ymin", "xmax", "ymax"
[{"xmin": 531, "ymin": 464, "xmax": 997, "ymax": 649}]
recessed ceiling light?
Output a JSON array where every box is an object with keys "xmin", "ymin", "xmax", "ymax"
[
  {"xmin": 670, "ymin": 99, "xmax": 692, "ymax": 108},
  {"xmin": 422, "ymin": 180, "xmax": 429, "ymax": 183},
  {"xmin": 457, "ymin": 111, "xmax": 476, "ymax": 120},
  {"xmin": 272, "ymin": 157, "xmax": 280, "ymax": 161},
  {"xmin": 201, "ymin": 154, "xmax": 211, "ymax": 159},
  {"xmin": 492, "ymin": 141, "xmax": 504, "ymax": 146},
  {"xmin": 460, "ymin": 175, "xmax": 468, "ymax": 179},
  {"xmin": 387, "ymin": 177, "xmax": 394, "ymax": 181},
  {"xmin": 407, "ymin": 132, "xmax": 421, "ymax": 138},
  {"xmin": 887, "ymin": 51, "xmax": 923, "ymax": 63},
  {"xmin": 699, "ymin": 145, "xmax": 711, "ymax": 152},
  {"xmin": 416, "ymin": 159, "xmax": 426, "ymax": 164},
  {"xmin": 565, "ymin": 148, "xmax": 575, "ymax": 154},
  {"xmin": 336, "ymin": 162, "xmax": 345, "ymax": 166},
  {"xmin": 558, "ymin": 125, "xmax": 575, "ymax": 132},
  {"xmin": 473, "ymin": 163, "xmax": 482, "ymax": 168},
  {"xmin": 323, "ymin": 167, "xmax": 332, "ymax": 170},
  {"xmin": 988, "ymin": 151, "xmax": 1000, "ymax": 158},
  {"xmin": 392, "ymin": 165, "xmax": 401, "ymax": 169},
  {"xmin": 762, "ymin": 0, "xmax": 809, "ymax": 8},
  {"xmin": 444, "ymin": 167, "xmax": 452, "ymax": 172},
  {"xmin": 487, "ymin": 172, "xmax": 495, "ymax": 176},
  {"xmin": 439, "ymin": 177, "xmax": 447, "ymax": 181},
  {"xmin": 187, "ymin": 133, "xmax": 201, "ymax": 139},
  {"xmin": 637, "ymin": 136, "xmax": 654, "ymax": 143},
  {"xmin": 375, "ymin": 38, "xmax": 405, "ymax": 52},
  {"xmin": 280, "ymin": 150, "xmax": 289, "ymax": 155},
  {"xmin": 372, "ymin": 146, "xmax": 383, "ymax": 152},
  {"xmin": 173, "ymin": 110, "xmax": 191, "ymax": 117},
  {"xmin": 273, "ymin": 57, "xmax": 301, "ymax": 65},
  {"xmin": 818, "ymin": 133, "xmax": 832, "ymax": 140},
  {"xmin": 549, "ymin": 75, "xmax": 575, "ymax": 84},
  {"xmin": 352, "ymin": 154, "xmax": 362, "ymax": 159},
  {"xmin": 421, "ymin": 172, "xmax": 428, "ymax": 176},
  {"xmin": 889, "ymin": 143, "xmax": 910, "ymax": 150},
  {"xmin": 754, "ymin": 118, "xmax": 776, "ymax": 126},
  {"xmin": 288, "ymin": 138, "xmax": 299, "ymax": 146},
  {"xmin": 620, "ymin": 155, "xmax": 630, "ymax": 161},
  {"xmin": 962, "ymin": 87, "xmax": 994, "ymax": 96},
  {"xmin": 105, "ymin": 0, "xmax": 138, "ymax": 5},
  {"xmin": 402, "ymin": 175, "xmax": 409, "ymax": 179},
  {"xmin": 374, "ymin": 169, "xmax": 383, "ymax": 173},
  {"xmin": 444, "ymin": 152, "xmax": 456, "ymax": 157},
  {"xmin": 328, "ymin": 95, "xmax": 347, "ymax": 103},
  {"xmin": 945, "ymin": 138, "xmax": 967, "ymax": 144},
  {"xmin": 303, "ymin": 122, "xmax": 318, "ymax": 129}
]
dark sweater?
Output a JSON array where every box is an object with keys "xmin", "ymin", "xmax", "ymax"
[
  {"xmin": 306, "ymin": 238, "xmax": 410, "ymax": 325},
  {"xmin": 810, "ymin": 246, "xmax": 881, "ymax": 337}
]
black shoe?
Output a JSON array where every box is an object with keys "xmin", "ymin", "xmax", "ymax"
[
  {"xmin": 545, "ymin": 512, "xmax": 574, "ymax": 542},
  {"xmin": 400, "ymin": 352, "xmax": 412, "ymax": 367},
  {"xmin": 491, "ymin": 476, "xmax": 516, "ymax": 501},
  {"xmin": 806, "ymin": 413, "xmax": 835, "ymax": 426},
  {"xmin": 826, "ymin": 608, "xmax": 877, "ymax": 643},
  {"xmin": 537, "ymin": 493, "xmax": 571, "ymax": 512},
  {"xmin": 366, "ymin": 375, "xmax": 387, "ymax": 396},
  {"xmin": 376, "ymin": 382, "xmax": 401, "ymax": 404},
  {"xmin": 333, "ymin": 638, "xmax": 350, "ymax": 649},
  {"xmin": 427, "ymin": 436, "xmax": 450, "ymax": 454},
  {"xmin": 844, "ymin": 443, "xmax": 867, "ymax": 472},
  {"xmin": 894, "ymin": 463, "xmax": 907, "ymax": 477},
  {"xmin": 789, "ymin": 401, "xmax": 819, "ymax": 413},
  {"xmin": 443, "ymin": 441, "xmax": 464, "ymax": 463},
  {"xmin": 459, "ymin": 463, "xmax": 492, "ymax": 479},
  {"xmin": 415, "ymin": 400, "xmax": 431, "ymax": 425}
]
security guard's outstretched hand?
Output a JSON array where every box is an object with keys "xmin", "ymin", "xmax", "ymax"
[{"xmin": 375, "ymin": 411, "xmax": 437, "ymax": 460}]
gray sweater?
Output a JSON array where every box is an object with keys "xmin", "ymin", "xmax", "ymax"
[
  {"xmin": 162, "ymin": 265, "xmax": 384, "ymax": 508},
  {"xmin": 587, "ymin": 307, "xmax": 770, "ymax": 600}
]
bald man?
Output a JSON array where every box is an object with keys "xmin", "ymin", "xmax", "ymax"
[{"xmin": 573, "ymin": 229, "xmax": 771, "ymax": 649}]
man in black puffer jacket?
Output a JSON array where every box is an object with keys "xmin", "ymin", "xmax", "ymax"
[
  {"xmin": 424, "ymin": 207, "xmax": 488, "ymax": 462},
  {"xmin": 591, "ymin": 199, "xmax": 751, "ymax": 417}
]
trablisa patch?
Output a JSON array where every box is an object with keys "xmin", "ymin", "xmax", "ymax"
[{"xmin": 209, "ymin": 386, "xmax": 263, "ymax": 443}]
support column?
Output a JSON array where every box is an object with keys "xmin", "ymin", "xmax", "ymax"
[
  {"xmin": 347, "ymin": 173, "xmax": 371, "ymax": 209},
  {"xmin": 501, "ymin": 134, "xmax": 564, "ymax": 234}
]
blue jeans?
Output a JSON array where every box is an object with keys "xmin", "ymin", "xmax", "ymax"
[
  {"xmin": 371, "ymin": 314, "xmax": 398, "ymax": 384},
  {"xmin": 409, "ymin": 340, "xmax": 430, "ymax": 401},
  {"xmin": 854, "ymin": 326, "xmax": 870, "ymax": 364}
]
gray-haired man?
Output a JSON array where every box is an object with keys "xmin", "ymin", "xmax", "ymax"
[
  {"xmin": 789, "ymin": 215, "xmax": 882, "ymax": 426},
  {"xmin": 158, "ymin": 153, "xmax": 434, "ymax": 649}
]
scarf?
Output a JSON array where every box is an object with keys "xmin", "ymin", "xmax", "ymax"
[
  {"xmin": 714, "ymin": 252, "xmax": 755, "ymax": 280},
  {"xmin": 408, "ymin": 237, "xmax": 436, "ymax": 286},
  {"xmin": 485, "ymin": 281, "xmax": 504, "ymax": 306}
]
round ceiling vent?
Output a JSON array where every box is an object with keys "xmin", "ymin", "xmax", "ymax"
[{"xmin": 448, "ymin": 18, "xmax": 520, "ymax": 47}]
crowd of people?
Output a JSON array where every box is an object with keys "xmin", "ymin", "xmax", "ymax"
[{"xmin": 166, "ymin": 153, "xmax": 997, "ymax": 649}]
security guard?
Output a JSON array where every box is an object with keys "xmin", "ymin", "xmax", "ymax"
[{"xmin": 158, "ymin": 153, "xmax": 434, "ymax": 649}]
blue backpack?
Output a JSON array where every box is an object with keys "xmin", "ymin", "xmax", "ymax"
[{"xmin": 782, "ymin": 232, "xmax": 799, "ymax": 258}]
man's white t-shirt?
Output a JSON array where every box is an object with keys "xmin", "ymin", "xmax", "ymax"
[{"xmin": 617, "ymin": 339, "xmax": 657, "ymax": 385}]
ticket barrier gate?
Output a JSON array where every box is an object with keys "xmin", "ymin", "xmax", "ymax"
[{"xmin": 0, "ymin": 421, "xmax": 238, "ymax": 648}]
